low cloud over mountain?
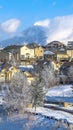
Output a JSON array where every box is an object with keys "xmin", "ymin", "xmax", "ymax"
[
  {"xmin": 34, "ymin": 15, "xmax": 73, "ymax": 43},
  {"xmin": 1, "ymin": 26, "xmax": 47, "ymax": 47},
  {"xmin": 1, "ymin": 15, "xmax": 73, "ymax": 47}
]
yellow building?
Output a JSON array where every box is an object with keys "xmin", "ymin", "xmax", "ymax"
[
  {"xmin": 51, "ymin": 61, "xmax": 60, "ymax": 71},
  {"xmin": 0, "ymin": 72, "xmax": 5, "ymax": 82},
  {"xmin": 0, "ymin": 63, "xmax": 20, "ymax": 82},
  {"xmin": 20, "ymin": 45, "xmax": 34, "ymax": 59},
  {"xmin": 4, "ymin": 44, "xmax": 44, "ymax": 65},
  {"xmin": 24, "ymin": 71, "xmax": 35, "ymax": 85},
  {"xmin": 64, "ymin": 102, "xmax": 73, "ymax": 108},
  {"xmin": 6, "ymin": 66, "xmax": 20, "ymax": 82},
  {"xmin": 67, "ymin": 49, "xmax": 73, "ymax": 57},
  {"xmin": 34, "ymin": 46, "xmax": 44, "ymax": 58},
  {"xmin": 56, "ymin": 53, "xmax": 68, "ymax": 62}
]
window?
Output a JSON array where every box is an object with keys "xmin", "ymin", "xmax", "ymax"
[{"xmin": 21, "ymin": 55, "xmax": 25, "ymax": 60}]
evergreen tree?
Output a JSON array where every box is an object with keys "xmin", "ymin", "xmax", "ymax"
[{"xmin": 31, "ymin": 74, "xmax": 45, "ymax": 110}]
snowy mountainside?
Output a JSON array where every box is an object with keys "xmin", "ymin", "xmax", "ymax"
[{"xmin": 1, "ymin": 26, "xmax": 47, "ymax": 47}]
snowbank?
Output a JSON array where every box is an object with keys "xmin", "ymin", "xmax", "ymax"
[{"xmin": 27, "ymin": 107, "xmax": 73, "ymax": 124}]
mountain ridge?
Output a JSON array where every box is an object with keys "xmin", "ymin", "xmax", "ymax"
[{"xmin": 0, "ymin": 26, "xmax": 47, "ymax": 48}]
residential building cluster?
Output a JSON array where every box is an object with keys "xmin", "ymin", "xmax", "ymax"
[{"xmin": 0, "ymin": 41, "xmax": 73, "ymax": 83}]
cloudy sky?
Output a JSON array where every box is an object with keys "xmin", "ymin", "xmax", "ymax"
[{"xmin": 0, "ymin": 0, "xmax": 73, "ymax": 43}]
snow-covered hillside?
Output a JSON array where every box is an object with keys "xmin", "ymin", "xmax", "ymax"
[
  {"xmin": 1, "ymin": 26, "xmax": 47, "ymax": 47},
  {"xmin": 45, "ymin": 85, "xmax": 73, "ymax": 103},
  {"xmin": 46, "ymin": 85, "xmax": 73, "ymax": 97}
]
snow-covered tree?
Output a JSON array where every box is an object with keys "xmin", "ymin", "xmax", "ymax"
[
  {"xmin": 9, "ymin": 52, "xmax": 16, "ymax": 66},
  {"xmin": 60, "ymin": 72, "xmax": 67, "ymax": 84},
  {"xmin": 68, "ymin": 66, "xmax": 73, "ymax": 82},
  {"xmin": 31, "ymin": 74, "xmax": 45, "ymax": 110},
  {"xmin": 5, "ymin": 72, "xmax": 31, "ymax": 112},
  {"xmin": 41, "ymin": 65, "xmax": 58, "ymax": 89}
]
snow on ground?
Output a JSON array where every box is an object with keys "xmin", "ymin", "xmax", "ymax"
[
  {"xmin": 0, "ymin": 113, "xmax": 70, "ymax": 130},
  {"xmin": 27, "ymin": 107, "xmax": 73, "ymax": 124},
  {"xmin": 45, "ymin": 84, "xmax": 73, "ymax": 103},
  {"xmin": 26, "ymin": 85, "xmax": 73, "ymax": 124},
  {"xmin": 19, "ymin": 65, "xmax": 34, "ymax": 68},
  {"xmin": 46, "ymin": 85, "xmax": 73, "ymax": 97},
  {"xmin": 7, "ymin": 113, "xmax": 28, "ymax": 121},
  {"xmin": 44, "ymin": 103, "xmax": 73, "ymax": 111},
  {"xmin": 0, "ymin": 84, "xmax": 72, "ymax": 129}
]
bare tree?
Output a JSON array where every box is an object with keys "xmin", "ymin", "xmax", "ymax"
[{"xmin": 60, "ymin": 72, "xmax": 67, "ymax": 84}]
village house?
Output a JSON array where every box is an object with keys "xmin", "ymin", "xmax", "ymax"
[
  {"xmin": 66, "ymin": 49, "xmax": 73, "ymax": 62},
  {"xmin": 64, "ymin": 41, "xmax": 73, "ymax": 62},
  {"xmin": 0, "ymin": 61, "xmax": 36, "ymax": 84},
  {"xmin": 3, "ymin": 42, "xmax": 73, "ymax": 67},
  {"xmin": 4, "ymin": 44, "xmax": 34, "ymax": 65},
  {"xmin": 44, "ymin": 50, "xmax": 55, "ymax": 61},
  {"xmin": 67, "ymin": 41, "xmax": 73, "ymax": 48},
  {"xmin": 45, "ymin": 41, "xmax": 66, "ymax": 52},
  {"xmin": 45, "ymin": 41, "xmax": 69, "ymax": 62},
  {"xmin": 20, "ymin": 45, "xmax": 34, "ymax": 59},
  {"xmin": 26, "ymin": 43, "xmax": 44, "ymax": 58},
  {"xmin": 56, "ymin": 51, "xmax": 69, "ymax": 62},
  {"xmin": 4, "ymin": 45, "xmax": 22, "ymax": 64},
  {"xmin": 0, "ymin": 62, "xmax": 20, "ymax": 82},
  {"xmin": 34, "ymin": 45, "xmax": 44, "ymax": 58},
  {"xmin": 4, "ymin": 43, "xmax": 44, "ymax": 65},
  {"xmin": 24, "ymin": 71, "xmax": 35, "ymax": 85}
]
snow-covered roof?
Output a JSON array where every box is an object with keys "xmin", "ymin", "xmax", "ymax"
[
  {"xmin": 19, "ymin": 65, "xmax": 34, "ymax": 72},
  {"xmin": 44, "ymin": 51, "xmax": 54, "ymax": 55}
]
